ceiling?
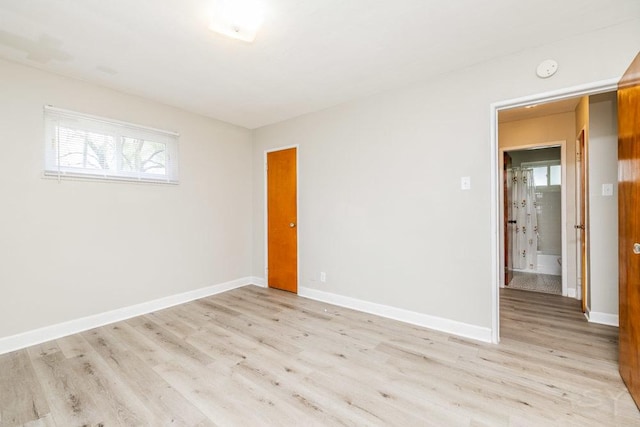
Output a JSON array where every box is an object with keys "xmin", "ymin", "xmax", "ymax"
[
  {"xmin": 0, "ymin": 0, "xmax": 638, "ymax": 129},
  {"xmin": 498, "ymin": 97, "xmax": 583, "ymax": 123}
]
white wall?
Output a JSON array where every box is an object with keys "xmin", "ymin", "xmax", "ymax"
[
  {"xmin": 0, "ymin": 59, "xmax": 253, "ymax": 340},
  {"xmin": 252, "ymin": 20, "xmax": 639, "ymax": 335},
  {"xmin": 587, "ymin": 92, "xmax": 619, "ymax": 321}
]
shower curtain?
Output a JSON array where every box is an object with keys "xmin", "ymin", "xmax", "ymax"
[{"xmin": 509, "ymin": 167, "xmax": 538, "ymax": 270}]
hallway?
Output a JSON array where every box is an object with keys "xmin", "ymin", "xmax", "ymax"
[{"xmin": 500, "ymin": 288, "xmax": 637, "ymax": 421}]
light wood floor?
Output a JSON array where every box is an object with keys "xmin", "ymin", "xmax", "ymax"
[{"xmin": 1, "ymin": 286, "xmax": 638, "ymax": 426}]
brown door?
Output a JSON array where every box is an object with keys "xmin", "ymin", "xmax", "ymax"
[
  {"xmin": 618, "ymin": 52, "xmax": 640, "ymax": 409},
  {"xmin": 267, "ymin": 147, "xmax": 298, "ymax": 293},
  {"xmin": 577, "ymin": 130, "xmax": 588, "ymax": 313},
  {"xmin": 504, "ymin": 152, "xmax": 513, "ymax": 286}
]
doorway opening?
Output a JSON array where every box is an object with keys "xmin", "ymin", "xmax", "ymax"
[
  {"xmin": 504, "ymin": 145, "xmax": 563, "ymax": 296},
  {"xmin": 490, "ymin": 79, "xmax": 618, "ymax": 343}
]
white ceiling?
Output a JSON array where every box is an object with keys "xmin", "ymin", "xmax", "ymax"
[
  {"xmin": 0, "ymin": 0, "xmax": 638, "ymax": 129},
  {"xmin": 498, "ymin": 97, "xmax": 583, "ymax": 123}
]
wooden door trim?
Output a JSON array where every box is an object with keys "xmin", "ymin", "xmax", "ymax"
[
  {"xmin": 575, "ymin": 127, "xmax": 589, "ymax": 312},
  {"xmin": 264, "ymin": 145, "xmax": 299, "ymax": 291},
  {"xmin": 490, "ymin": 78, "xmax": 618, "ymax": 343},
  {"xmin": 497, "ymin": 141, "xmax": 568, "ymax": 294}
]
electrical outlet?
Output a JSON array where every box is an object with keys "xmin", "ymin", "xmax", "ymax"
[{"xmin": 320, "ymin": 272, "xmax": 326, "ymax": 283}]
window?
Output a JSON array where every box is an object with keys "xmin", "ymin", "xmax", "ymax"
[
  {"xmin": 523, "ymin": 160, "xmax": 561, "ymax": 187},
  {"xmin": 44, "ymin": 106, "xmax": 179, "ymax": 183}
]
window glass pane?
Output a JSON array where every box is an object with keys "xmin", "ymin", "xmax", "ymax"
[
  {"xmin": 45, "ymin": 106, "xmax": 179, "ymax": 183},
  {"xmin": 532, "ymin": 166, "xmax": 548, "ymax": 187},
  {"xmin": 57, "ymin": 126, "xmax": 115, "ymax": 170},
  {"xmin": 121, "ymin": 137, "xmax": 167, "ymax": 176},
  {"xmin": 550, "ymin": 164, "xmax": 561, "ymax": 185}
]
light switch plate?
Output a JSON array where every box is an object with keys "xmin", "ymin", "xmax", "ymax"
[
  {"xmin": 461, "ymin": 176, "xmax": 471, "ymax": 190},
  {"xmin": 602, "ymin": 183, "xmax": 613, "ymax": 196}
]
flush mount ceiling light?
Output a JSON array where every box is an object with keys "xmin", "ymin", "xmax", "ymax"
[{"xmin": 209, "ymin": 0, "xmax": 265, "ymax": 43}]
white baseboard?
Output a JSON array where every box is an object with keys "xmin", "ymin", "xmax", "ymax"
[
  {"xmin": 587, "ymin": 310, "xmax": 619, "ymax": 327},
  {"xmin": 250, "ymin": 276, "xmax": 267, "ymax": 287},
  {"xmin": 567, "ymin": 288, "xmax": 577, "ymax": 298},
  {"xmin": 298, "ymin": 287, "xmax": 492, "ymax": 343},
  {"xmin": 0, "ymin": 277, "xmax": 260, "ymax": 356}
]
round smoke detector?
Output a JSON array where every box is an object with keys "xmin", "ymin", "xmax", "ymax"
[{"xmin": 536, "ymin": 59, "xmax": 558, "ymax": 78}]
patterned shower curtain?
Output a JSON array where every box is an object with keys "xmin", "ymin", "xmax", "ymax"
[{"xmin": 510, "ymin": 168, "xmax": 538, "ymax": 270}]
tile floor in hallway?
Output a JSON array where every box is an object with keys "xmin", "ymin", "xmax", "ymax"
[{"xmin": 507, "ymin": 270, "xmax": 562, "ymax": 295}]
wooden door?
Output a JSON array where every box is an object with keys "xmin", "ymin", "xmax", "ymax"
[
  {"xmin": 618, "ymin": 52, "xmax": 640, "ymax": 409},
  {"xmin": 577, "ymin": 130, "xmax": 588, "ymax": 313},
  {"xmin": 504, "ymin": 152, "xmax": 513, "ymax": 286},
  {"xmin": 267, "ymin": 148, "xmax": 298, "ymax": 293}
]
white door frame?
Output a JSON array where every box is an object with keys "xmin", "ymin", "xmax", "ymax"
[
  {"xmin": 499, "ymin": 140, "xmax": 567, "ymax": 296},
  {"xmin": 489, "ymin": 79, "xmax": 617, "ymax": 343}
]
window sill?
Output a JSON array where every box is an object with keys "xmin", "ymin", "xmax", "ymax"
[{"xmin": 43, "ymin": 171, "xmax": 179, "ymax": 185}]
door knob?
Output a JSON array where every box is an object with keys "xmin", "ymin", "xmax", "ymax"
[
  {"xmin": 289, "ymin": 222, "xmax": 296, "ymax": 228},
  {"xmin": 634, "ymin": 243, "xmax": 640, "ymax": 255}
]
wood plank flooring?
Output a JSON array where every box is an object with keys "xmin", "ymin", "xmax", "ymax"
[{"xmin": 1, "ymin": 286, "xmax": 638, "ymax": 426}]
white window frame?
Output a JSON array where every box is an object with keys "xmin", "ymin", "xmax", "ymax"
[
  {"xmin": 44, "ymin": 106, "xmax": 179, "ymax": 184},
  {"xmin": 522, "ymin": 159, "xmax": 561, "ymax": 188}
]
